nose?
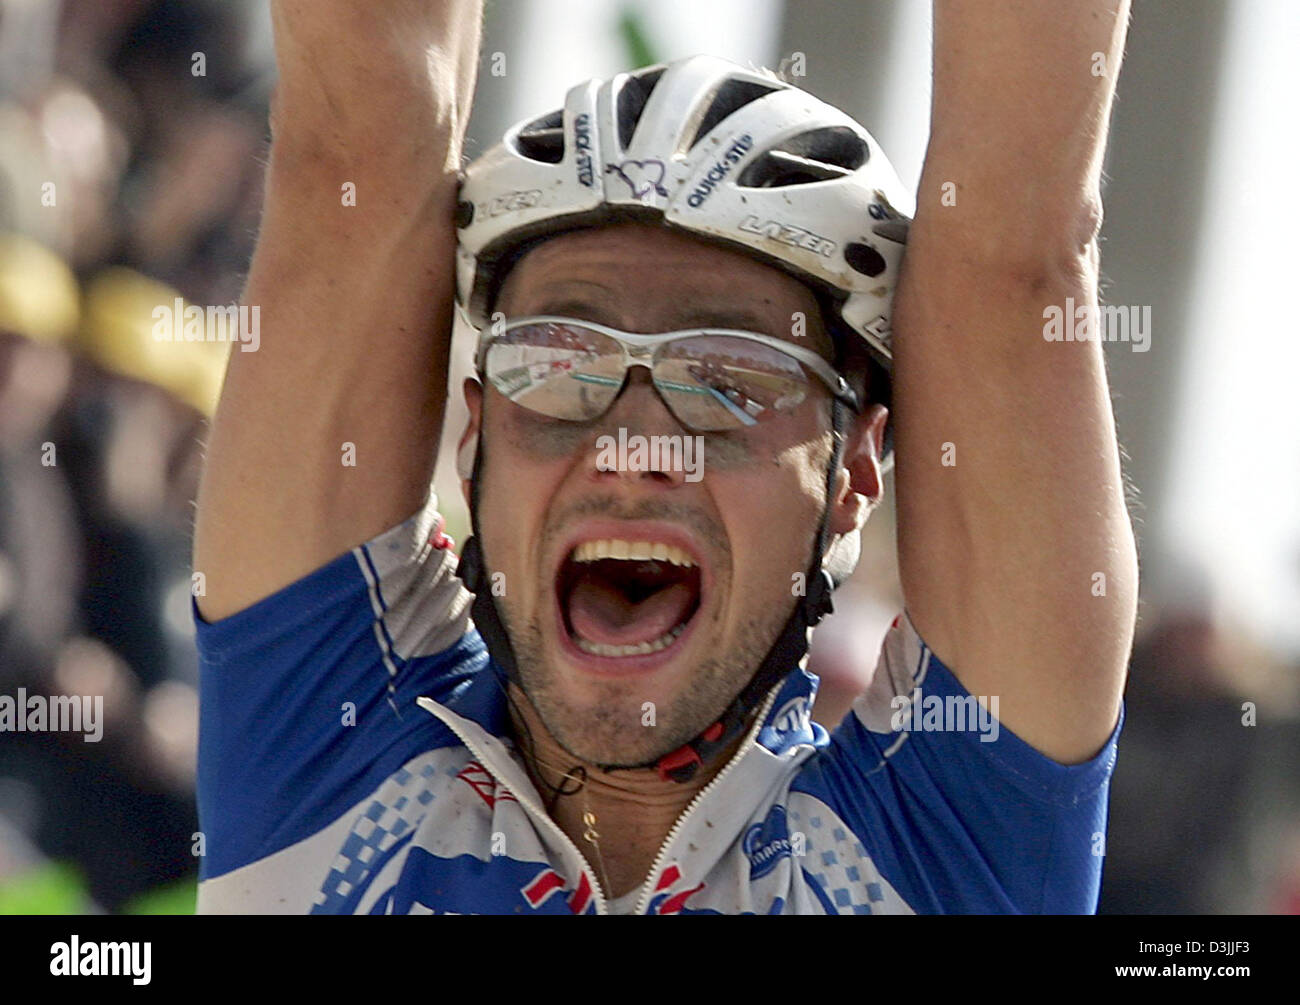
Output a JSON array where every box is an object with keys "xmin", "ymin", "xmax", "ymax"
[{"xmin": 587, "ymin": 367, "xmax": 698, "ymax": 489}]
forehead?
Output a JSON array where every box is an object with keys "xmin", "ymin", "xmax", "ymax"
[{"xmin": 495, "ymin": 222, "xmax": 832, "ymax": 352}]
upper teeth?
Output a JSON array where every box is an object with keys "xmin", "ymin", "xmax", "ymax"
[{"xmin": 571, "ymin": 539, "xmax": 696, "ymax": 567}]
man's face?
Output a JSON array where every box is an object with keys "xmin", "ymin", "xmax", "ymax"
[{"xmin": 460, "ymin": 223, "xmax": 883, "ymax": 766}]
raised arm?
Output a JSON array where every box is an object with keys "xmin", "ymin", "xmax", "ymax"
[
  {"xmin": 892, "ymin": 0, "xmax": 1138, "ymax": 763},
  {"xmin": 193, "ymin": 0, "xmax": 482, "ymax": 620}
]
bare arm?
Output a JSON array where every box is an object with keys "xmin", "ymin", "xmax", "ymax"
[
  {"xmin": 893, "ymin": 0, "xmax": 1138, "ymax": 763},
  {"xmin": 194, "ymin": 0, "xmax": 483, "ymax": 619}
]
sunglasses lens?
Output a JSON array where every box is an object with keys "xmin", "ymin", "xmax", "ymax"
[
  {"xmin": 654, "ymin": 335, "xmax": 811, "ymax": 431},
  {"xmin": 484, "ymin": 322, "xmax": 625, "ymax": 421}
]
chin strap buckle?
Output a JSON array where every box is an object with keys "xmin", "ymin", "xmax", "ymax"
[{"xmin": 656, "ymin": 720, "xmax": 726, "ymax": 783}]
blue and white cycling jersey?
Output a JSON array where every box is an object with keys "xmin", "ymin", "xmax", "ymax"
[{"xmin": 195, "ymin": 498, "xmax": 1122, "ymax": 915}]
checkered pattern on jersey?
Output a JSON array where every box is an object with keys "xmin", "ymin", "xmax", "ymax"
[
  {"xmin": 311, "ymin": 753, "xmax": 449, "ymax": 912},
  {"xmin": 788, "ymin": 801, "xmax": 892, "ymax": 915}
]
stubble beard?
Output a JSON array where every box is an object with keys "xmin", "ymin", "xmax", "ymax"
[{"xmin": 506, "ymin": 600, "xmax": 793, "ymax": 768}]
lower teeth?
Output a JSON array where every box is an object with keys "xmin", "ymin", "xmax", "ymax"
[{"xmin": 573, "ymin": 622, "xmax": 687, "ymax": 658}]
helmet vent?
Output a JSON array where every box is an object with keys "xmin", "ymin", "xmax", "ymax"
[
  {"xmin": 616, "ymin": 67, "xmax": 666, "ymax": 149},
  {"xmin": 686, "ymin": 78, "xmax": 781, "ymax": 151},
  {"xmin": 844, "ymin": 242, "xmax": 887, "ymax": 277},
  {"xmin": 737, "ymin": 126, "xmax": 868, "ymax": 188},
  {"xmin": 513, "ymin": 109, "xmax": 565, "ymax": 164}
]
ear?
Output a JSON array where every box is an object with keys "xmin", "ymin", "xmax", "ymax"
[
  {"xmin": 828, "ymin": 404, "xmax": 887, "ymax": 537},
  {"xmin": 458, "ymin": 377, "xmax": 484, "ymax": 508}
]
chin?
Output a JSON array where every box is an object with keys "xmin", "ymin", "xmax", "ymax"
[
  {"xmin": 527, "ymin": 655, "xmax": 711, "ymax": 768},
  {"xmin": 545, "ymin": 703, "xmax": 665, "ymax": 767}
]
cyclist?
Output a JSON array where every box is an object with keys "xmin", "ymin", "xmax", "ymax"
[{"xmin": 193, "ymin": 1, "xmax": 1137, "ymax": 914}]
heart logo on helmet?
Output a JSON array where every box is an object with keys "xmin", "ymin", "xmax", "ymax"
[{"xmin": 607, "ymin": 159, "xmax": 669, "ymax": 201}]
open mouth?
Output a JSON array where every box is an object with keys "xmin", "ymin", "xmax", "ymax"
[{"xmin": 557, "ymin": 539, "xmax": 703, "ymax": 658}]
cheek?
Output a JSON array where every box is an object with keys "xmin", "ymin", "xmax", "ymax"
[
  {"xmin": 712, "ymin": 433, "xmax": 829, "ymax": 589},
  {"xmin": 701, "ymin": 399, "xmax": 829, "ymax": 471},
  {"xmin": 477, "ymin": 414, "xmax": 580, "ymax": 599},
  {"xmin": 502, "ymin": 411, "xmax": 593, "ymax": 461}
]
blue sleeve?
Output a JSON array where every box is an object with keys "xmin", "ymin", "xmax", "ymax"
[
  {"xmin": 798, "ymin": 612, "xmax": 1121, "ymax": 914},
  {"xmin": 195, "ymin": 502, "xmax": 484, "ymax": 880}
]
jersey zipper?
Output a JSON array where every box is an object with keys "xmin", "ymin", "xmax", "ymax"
[
  {"xmin": 416, "ymin": 698, "xmax": 610, "ymax": 915},
  {"xmin": 632, "ymin": 683, "xmax": 784, "ymax": 916}
]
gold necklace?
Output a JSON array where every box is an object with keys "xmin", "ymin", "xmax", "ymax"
[
  {"xmin": 524, "ymin": 750, "xmax": 616, "ymax": 901},
  {"xmin": 581, "ymin": 807, "xmax": 615, "ymax": 904}
]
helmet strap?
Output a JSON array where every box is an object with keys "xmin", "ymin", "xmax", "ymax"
[{"xmin": 455, "ymin": 439, "xmax": 522, "ymax": 700}]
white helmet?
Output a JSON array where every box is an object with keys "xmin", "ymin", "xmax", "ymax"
[{"xmin": 455, "ymin": 54, "xmax": 914, "ymax": 381}]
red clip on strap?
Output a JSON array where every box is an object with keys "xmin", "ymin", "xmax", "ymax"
[{"xmin": 655, "ymin": 721, "xmax": 725, "ymax": 782}]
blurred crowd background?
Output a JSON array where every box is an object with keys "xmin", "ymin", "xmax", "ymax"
[{"xmin": 0, "ymin": 0, "xmax": 1296, "ymax": 914}]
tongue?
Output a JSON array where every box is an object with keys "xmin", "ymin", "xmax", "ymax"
[{"xmin": 567, "ymin": 574, "xmax": 695, "ymax": 647}]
